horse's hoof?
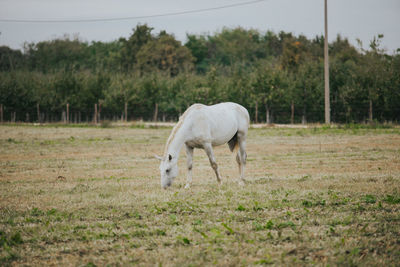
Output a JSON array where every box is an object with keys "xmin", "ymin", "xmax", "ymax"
[{"xmin": 238, "ymin": 180, "xmax": 245, "ymax": 186}]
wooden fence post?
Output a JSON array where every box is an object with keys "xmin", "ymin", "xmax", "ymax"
[
  {"xmin": 98, "ymin": 101, "xmax": 101, "ymax": 123},
  {"xmin": 0, "ymin": 104, "xmax": 3, "ymax": 123},
  {"xmin": 291, "ymin": 101, "xmax": 295, "ymax": 124},
  {"xmin": 369, "ymin": 99, "xmax": 373, "ymax": 123},
  {"xmin": 153, "ymin": 103, "xmax": 158, "ymax": 122},
  {"xmin": 66, "ymin": 103, "xmax": 70, "ymax": 124},
  {"xmin": 302, "ymin": 114, "xmax": 306, "ymax": 125},
  {"xmin": 255, "ymin": 101, "xmax": 258, "ymax": 124},
  {"xmin": 36, "ymin": 103, "xmax": 40, "ymax": 123},
  {"xmin": 124, "ymin": 102, "xmax": 128, "ymax": 122},
  {"xmin": 62, "ymin": 111, "xmax": 66, "ymax": 123},
  {"xmin": 94, "ymin": 103, "xmax": 98, "ymax": 124}
]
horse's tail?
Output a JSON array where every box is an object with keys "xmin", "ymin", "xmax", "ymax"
[{"xmin": 228, "ymin": 132, "xmax": 239, "ymax": 153}]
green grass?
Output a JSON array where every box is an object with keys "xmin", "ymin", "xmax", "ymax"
[
  {"xmin": 254, "ymin": 125, "xmax": 400, "ymax": 137},
  {"xmin": 0, "ymin": 125, "xmax": 399, "ymax": 265}
]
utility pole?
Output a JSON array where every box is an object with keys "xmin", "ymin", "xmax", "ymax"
[{"xmin": 324, "ymin": 0, "xmax": 330, "ymax": 124}]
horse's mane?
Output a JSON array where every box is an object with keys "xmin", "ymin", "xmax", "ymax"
[{"xmin": 164, "ymin": 104, "xmax": 203, "ymax": 155}]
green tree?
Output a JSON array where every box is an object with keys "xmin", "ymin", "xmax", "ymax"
[
  {"xmin": 119, "ymin": 24, "xmax": 154, "ymax": 72},
  {"xmin": 136, "ymin": 32, "xmax": 194, "ymax": 76},
  {"xmin": 24, "ymin": 36, "xmax": 88, "ymax": 72},
  {"xmin": 185, "ymin": 34, "xmax": 209, "ymax": 73},
  {"xmin": 104, "ymin": 74, "xmax": 137, "ymax": 121},
  {"xmin": 207, "ymin": 27, "xmax": 265, "ymax": 66},
  {"xmin": 252, "ymin": 65, "xmax": 288, "ymax": 123},
  {"xmin": 294, "ymin": 60, "xmax": 323, "ymax": 123},
  {"xmin": 86, "ymin": 40, "xmax": 124, "ymax": 72},
  {"xmin": 352, "ymin": 35, "xmax": 388, "ymax": 122},
  {"xmin": 0, "ymin": 46, "xmax": 26, "ymax": 71}
]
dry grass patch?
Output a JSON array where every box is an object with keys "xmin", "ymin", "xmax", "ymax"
[{"xmin": 0, "ymin": 125, "xmax": 399, "ymax": 266}]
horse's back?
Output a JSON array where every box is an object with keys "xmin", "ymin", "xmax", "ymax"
[
  {"xmin": 185, "ymin": 102, "xmax": 248, "ymax": 146},
  {"xmin": 188, "ymin": 102, "xmax": 249, "ymax": 129},
  {"xmin": 210, "ymin": 102, "xmax": 249, "ymax": 129}
]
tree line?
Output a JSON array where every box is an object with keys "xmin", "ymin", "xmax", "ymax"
[{"xmin": 0, "ymin": 24, "xmax": 399, "ymax": 123}]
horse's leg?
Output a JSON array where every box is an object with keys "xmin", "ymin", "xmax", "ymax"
[
  {"xmin": 185, "ymin": 145, "xmax": 194, "ymax": 189},
  {"xmin": 235, "ymin": 153, "xmax": 244, "ymax": 186},
  {"xmin": 236, "ymin": 133, "xmax": 247, "ymax": 185},
  {"xmin": 203, "ymin": 143, "xmax": 222, "ymax": 184}
]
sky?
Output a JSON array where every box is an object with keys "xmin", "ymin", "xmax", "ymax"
[{"xmin": 0, "ymin": 0, "xmax": 399, "ymax": 53}]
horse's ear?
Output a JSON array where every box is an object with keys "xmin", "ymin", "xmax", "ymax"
[
  {"xmin": 168, "ymin": 154, "xmax": 172, "ymax": 161},
  {"xmin": 155, "ymin": 155, "xmax": 163, "ymax": 161}
]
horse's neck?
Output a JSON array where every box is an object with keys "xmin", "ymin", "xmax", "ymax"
[{"xmin": 165, "ymin": 122, "xmax": 187, "ymax": 159}]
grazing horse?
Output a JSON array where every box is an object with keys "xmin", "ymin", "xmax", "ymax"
[{"xmin": 155, "ymin": 102, "xmax": 250, "ymax": 189}]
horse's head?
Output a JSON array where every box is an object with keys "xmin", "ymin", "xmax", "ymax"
[{"xmin": 155, "ymin": 154, "xmax": 179, "ymax": 189}]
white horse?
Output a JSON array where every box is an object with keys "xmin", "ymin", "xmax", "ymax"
[{"xmin": 155, "ymin": 102, "xmax": 250, "ymax": 189}]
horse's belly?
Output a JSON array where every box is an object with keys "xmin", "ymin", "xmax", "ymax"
[
  {"xmin": 210, "ymin": 119, "xmax": 238, "ymax": 146},
  {"xmin": 211, "ymin": 137, "xmax": 233, "ymax": 146},
  {"xmin": 187, "ymin": 125, "xmax": 235, "ymax": 147}
]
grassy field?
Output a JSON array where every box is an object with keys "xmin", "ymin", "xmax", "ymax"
[{"xmin": 1, "ymin": 124, "xmax": 399, "ymax": 266}]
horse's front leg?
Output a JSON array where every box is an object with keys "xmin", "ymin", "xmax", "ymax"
[
  {"xmin": 185, "ymin": 145, "xmax": 194, "ymax": 189},
  {"xmin": 203, "ymin": 143, "xmax": 222, "ymax": 184}
]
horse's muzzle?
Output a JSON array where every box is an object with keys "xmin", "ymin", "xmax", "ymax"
[{"xmin": 162, "ymin": 181, "xmax": 172, "ymax": 189}]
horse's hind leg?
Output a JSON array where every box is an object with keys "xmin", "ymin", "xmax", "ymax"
[
  {"xmin": 203, "ymin": 143, "xmax": 222, "ymax": 184},
  {"xmin": 236, "ymin": 132, "xmax": 247, "ymax": 185}
]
